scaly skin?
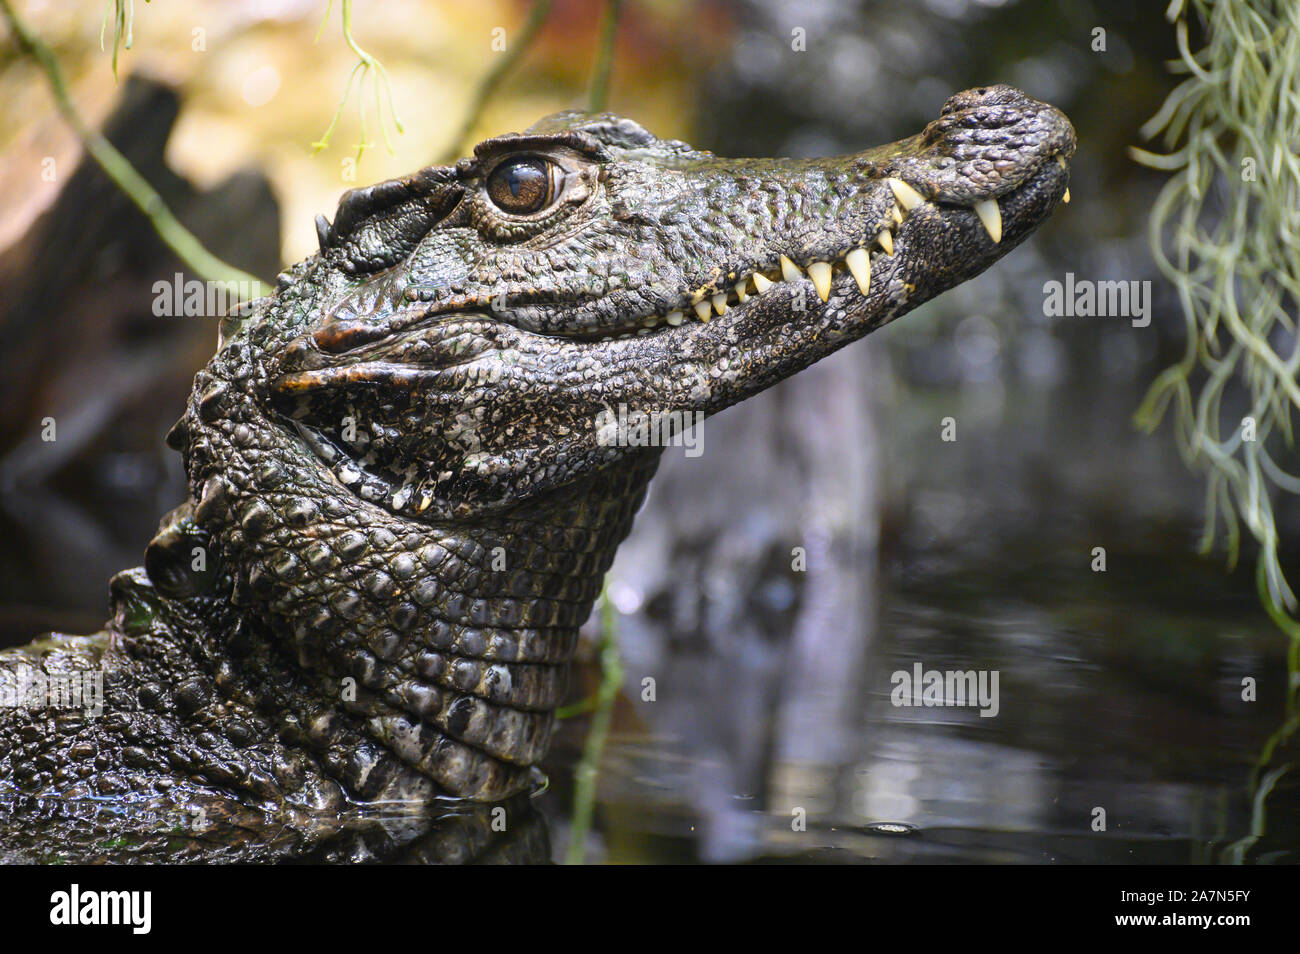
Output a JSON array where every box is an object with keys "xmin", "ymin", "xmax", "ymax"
[{"xmin": 0, "ymin": 86, "xmax": 1073, "ymax": 862}]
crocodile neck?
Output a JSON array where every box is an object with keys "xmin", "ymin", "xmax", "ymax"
[{"xmin": 171, "ymin": 354, "xmax": 662, "ymax": 800}]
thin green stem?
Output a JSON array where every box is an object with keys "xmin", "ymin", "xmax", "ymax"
[
  {"xmin": 2, "ymin": 0, "xmax": 267, "ymax": 293},
  {"xmin": 438, "ymin": 0, "xmax": 553, "ymax": 164},
  {"xmin": 555, "ymin": 694, "xmax": 598, "ymax": 720},
  {"xmin": 99, "ymin": 0, "xmax": 137, "ymax": 80},
  {"xmin": 564, "ymin": 584, "xmax": 623, "ymax": 865},
  {"xmin": 1223, "ymin": 764, "xmax": 1290, "ymax": 864},
  {"xmin": 312, "ymin": 0, "xmax": 404, "ymax": 160},
  {"xmin": 586, "ymin": 0, "xmax": 625, "ymax": 114}
]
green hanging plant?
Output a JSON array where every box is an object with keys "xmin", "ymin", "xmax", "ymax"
[{"xmin": 1133, "ymin": 0, "xmax": 1300, "ymax": 711}]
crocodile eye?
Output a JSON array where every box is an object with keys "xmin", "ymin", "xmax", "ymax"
[{"xmin": 486, "ymin": 158, "xmax": 556, "ymax": 215}]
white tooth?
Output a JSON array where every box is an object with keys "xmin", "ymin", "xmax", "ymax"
[
  {"xmin": 694, "ymin": 301, "xmax": 712, "ymax": 322},
  {"xmin": 845, "ymin": 247, "xmax": 871, "ymax": 294},
  {"xmin": 779, "ymin": 254, "xmax": 802, "ymax": 282},
  {"xmin": 973, "ymin": 198, "xmax": 1002, "ymax": 243},
  {"xmin": 807, "ymin": 261, "xmax": 832, "ymax": 302},
  {"xmin": 417, "ymin": 492, "xmax": 432, "ymax": 513},
  {"xmin": 890, "ymin": 205, "xmax": 904, "ymax": 226},
  {"xmin": 877, "ymin": 230, "xmax": 894, "ymax": 255},
  {"xmin": 711, "ymin": 293, "xmax": 728, "ymax": 315},
  {"xmin": 734, "ymin": 278, "xmax": 749, "ymax": 303},
  {"xmin": 666, "ymin": 310, "xmax": 684, "ymax": 326},
  {"xmin": 752, "ymin": 273, "xmax": 773, "ymax": 293},
  {"xmin": 1062, "ymin": 188, "xmax": 1071, "ymax": 204},
  {"xmin": 887, "ymin": 177, "xmax": 925, "ymax": 212}
]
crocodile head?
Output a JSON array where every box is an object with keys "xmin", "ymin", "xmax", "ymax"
[
  {"xmin": 167, "ymin": 86, "xmax": 1072, "ymax": 801},
  {"xmin": 266, "ymin": 84, "xmax": 1074, "ymax": 521}
]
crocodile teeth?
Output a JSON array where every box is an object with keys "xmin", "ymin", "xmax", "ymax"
[
  {"xmin": 845, "ymin": 248, "xmax": 871, "ymax": 294},
  {"xmin": 315, "ymin": 214, "xmax": 333, "ymax": 252},
  {"xmin": 887, "ymin": 177, "xmax": 925, "ymax": 212},
  {"xmin": 890, "ymin": 205, "xmax": 904, "ymax": 226},
  {"xmin": 974, "ymin": 198, "xmax": 1002, "ymax": 243},
  {"xmin": 609, "ymin": 238, "xmax": 906, "ymax": 335},
  {"xmin": 1062, "ymin": 188, "xmax": 1071, "ymax": 204},
  {"xmin": 807, "ymin": 261, "xmax": 832, "ymax": 302}
]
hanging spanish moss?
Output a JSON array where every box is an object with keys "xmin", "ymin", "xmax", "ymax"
[{"xmin": 1134, "ymin": 0, "xmax": 1300, "ymax": 731}]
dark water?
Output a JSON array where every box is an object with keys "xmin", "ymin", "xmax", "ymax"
[
  {"xmin": 2, "ymin": 0, "xmax": 1296, "ymax": 863},
  {"xmin": 557, "ymin": 538, "xmax": 1291, "ymax": 864},
  {"xmin": 531, "ymin": 357, "xmax": 1297, "ymax": 864}
]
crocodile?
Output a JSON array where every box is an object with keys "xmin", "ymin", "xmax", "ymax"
[{"xmin": 0, "ymin": 85, "xmax": 1073, "ymax": 862}]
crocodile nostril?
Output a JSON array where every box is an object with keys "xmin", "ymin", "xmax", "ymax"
[{"xmin": 942, "ymin": 84, "xmax": 1037, "ymax": 117}]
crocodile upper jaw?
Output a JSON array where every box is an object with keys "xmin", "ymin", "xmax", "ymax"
[{"xmin": 266, "ymin": 86, "xmax": 1074, "ymax": 523}]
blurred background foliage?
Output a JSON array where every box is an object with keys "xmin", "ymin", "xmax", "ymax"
[
  {"xmin": 1133, "ymin": 0, "xmax": 1300, "ymax": 741},
  {"xmin": 0, "ymin": 0, "xmax": 1296, "ymax": 862},
  {"xmin": 1, "ymin": 0, "xmax": 717, "ymax": 264}
]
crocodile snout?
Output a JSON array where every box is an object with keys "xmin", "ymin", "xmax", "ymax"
[{"xmin": 917, "ymin": 84, "xmax": 1077, "ymax": 204}]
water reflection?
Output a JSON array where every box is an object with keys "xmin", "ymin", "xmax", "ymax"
[
  {"xmin": 576, "ymin": 349, "xmax": 1295, "ymax": 863},
  {"xmin": 0, "ymin": 788, "xmax": 550, "ymax": 864}
]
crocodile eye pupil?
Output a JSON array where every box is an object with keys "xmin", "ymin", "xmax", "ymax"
[{"xmin": 487, "ymin": 158, "xmax": 553, "ymax": 214}]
